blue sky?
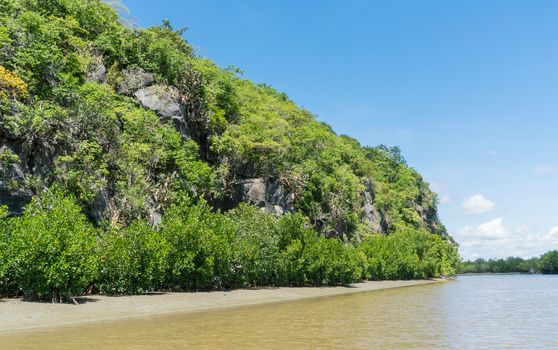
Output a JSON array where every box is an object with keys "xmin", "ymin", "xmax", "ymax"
[{"xmin": 123, "ymin": 0, "xmax": 558, "ymax": 259}]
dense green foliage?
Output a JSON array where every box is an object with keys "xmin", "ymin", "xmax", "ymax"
[
  {"xmin": 538, "ymin": 250, "xmax": 558, "ymax": 274},
  {"xmin": 0, "ymin": 191, "xmax": 458, "ymax": 300},
  {"xmin": 361, "ymin": 229, "xmax": 459, "ymax": 280},
  {"xmin": 0, "ymin": 0, "xmax": 459, "ymax": 301},
  {"xmin": 459, "ymin": 253, "xmax": 558, "ymax": 274},
  {"xmin": 0, "ymin": 192, "xmax": 97, "ymax": 301},
  {"xmin": 97, "ymin": 220, "xmax": 169, "ymax": 294}
]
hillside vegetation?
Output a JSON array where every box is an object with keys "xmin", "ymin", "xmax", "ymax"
[{"xmin": 0, "ymin": 0, "xmax": 458, "ymax": 301}]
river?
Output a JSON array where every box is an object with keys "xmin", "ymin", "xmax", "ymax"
[{"xmin": 1, "ymin": 274, "xmax": 557, "ymax": 349}]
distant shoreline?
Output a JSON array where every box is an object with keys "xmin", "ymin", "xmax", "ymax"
[
  {"xmin": 458, "ymin": 272, "xmax": 538, "ymax": 275},
  {"xmin": 0, "ymin": 279, "xmax": 444, "ymax": 334}
]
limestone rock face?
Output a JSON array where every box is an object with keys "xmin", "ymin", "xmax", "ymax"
[
  {"xmin": 86, "ymin": 56, "xmax": 107, "ymax": 83},
  {"xmin": 0, "ymin": 144, "xmax": 33, "ymax": 215},
  {"xmin": 89, "ymin": 188, "xmax": 111, "ymax": 225},
  {"xmin": 415, "ymin": 203, "xmax": 441, "ymax": 234},
  {"xmin": 237, "ymin": 178, "xmax": 295, "ymax": 215},
  {"xmin": 266, "ymin": 180, "xmax": 295, "ymax": 215},
  {"xmin": 235, "ymin": 177, "xmax": 391, "ymax": 237},
  {"xmin": 134, "ymin": 85, "xmax": 188, "ymax": 138},
  {"xmin": 239, "ymin": 178, "xmax": 266, "ymax": 207},
  {"xmin": 116, "ymin": 68, "xmax": 155, "ymax": 95},
  {"xmin": 361, "ymin": 179, "xmax": 388, "ymax": 234}
]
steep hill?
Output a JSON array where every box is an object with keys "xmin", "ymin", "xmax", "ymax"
[{"xmin": 0, "ymin": 0, "xmax": 458, "ymax": 300}]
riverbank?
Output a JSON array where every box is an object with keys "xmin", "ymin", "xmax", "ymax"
[{"xmin": 0, "ymin": 279, "xmax": 443, "ymax": 334}]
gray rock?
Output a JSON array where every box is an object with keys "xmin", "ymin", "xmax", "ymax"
[
  {"xmin": 415, "ymin": 203, "xmax": 441, "ymax": 234},
  {"xmin": 238, "ymin": 162, "xmax": 257, "ymax": 178},
  {"xmin": 237, "ymin": 178, "xmax": 295, "ymax": 215},
  {"xmin": 364, "ymin": 200, "xmax": 387, "ymax": 233},
  {"xmin": 271, "ymin": 205, "xmax": 284, "ymax": 215},
  {"xmin": 0, "ymin": 145, "xmax": 32, "ymax": 215},
  {"xmin": 134, "ymin": 85, "xmax": 188, "ymax": 138},
  {"xmin": 239, "ymin": 178, "xmax": 266, "ymax": 207},
  {"xmin": 89, "ymin": 188, "xmax": 110, "ymax": 225},
  {"xmin": 362, "ymin": 179, "xmax": 388, "ymax": 234},
  {"xmin": 147, "ymin": 198, "xmax": 163, "ymax": 228},
  {"xmin": 266, "ymin": 179, "xmax": 295, "ymax": 215},
  {"xmin": 117, "ymin": 68, "xmax": 155, "ymax": 95},
  {"xmin": 0, "ymin": 186, "xmax": 31, "ymax": 215},
  {"xmin": 150, "ymin": 210, "xmax": 162, "ymax": 228},
  {"xmin": 86, "ymin": 56, "xmax": 106, "ymax": 83}
]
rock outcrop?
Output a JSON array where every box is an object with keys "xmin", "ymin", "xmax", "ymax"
[
  {"xmin": 89, "ymin": 188, "xmax": 111, "ymax": 225},
  {"xmin": 237, "ymin": 178, "xmax": 295, "ymax": 216},
  {"xmin": 0, "ymin": 145, "xmax": 32, "ymax": 215},
  {"xmin": 234, "ymin": 177, "xmax": 390, "ymax": 236},
  {"xmin": 134, "ymin": 85, "xmax": 188, "ymax": 138},
  {"xmin": 0, "ymin": 0, "xmax": 450, "ymax": 246},
  {"xmin": 362, "ymin": 179, "xmax": 388, "ymax": 234},
  {"xmin": 86, "ymin": 56, "xmax": 107, "ymax": 83},
  {"xmin": 115, "ymin": 68, "xmax": 189, "ymax": 139},
  {"xmin": 116, "ymin": 68, "xmax": 155, "ymax": 95},
  {"xmin": 415, "ymin": 203, "xmax": 442, "ymax": 234}
]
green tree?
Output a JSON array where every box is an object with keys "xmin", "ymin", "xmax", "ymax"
[
  {"xmin": 539, "ymin": 250, "xmax": 558, "ymax": 274},
  {"xmin": 6, "ymin": 190, "xmax": 98, "ymax": 302},
  {"xmin": 97, "ymin": 220, "xmax": 170, "ymax": 294}
]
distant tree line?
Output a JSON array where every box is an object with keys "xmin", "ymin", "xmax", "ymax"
[{"xmin": 459, "ymin": 251, "xmax": 558, "ymax": 274}]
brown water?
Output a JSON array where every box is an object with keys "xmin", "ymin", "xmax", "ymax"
[{"xmin": 1, "ymin": 275, "xmax": 558, "ymax": 349}]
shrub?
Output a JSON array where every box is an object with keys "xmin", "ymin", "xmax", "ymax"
[
  {"xmin": 358, "ymin": 229, "xmax": 458, "ymax": 280},
  {"xmin": 5, "ymin": 191, "xmax": 98, "ymax": 302},
  {"xmin": 160, "ymin": 196, "xmax": 234, "ymax": 291},
  {"xmin": 303, "ymin": 236, "xmax": 363, "ymax": 285},
  {"xmin": 96, "ymin": 220, "xmax": 170, "ymax": 294},
  {"xmin": 276, "ymin": 213, "xmax": 364, "ymax": 286},
  {"xmin": 0, "ymin": 65, "xmax": 28, "ymax": 101},
  {"xmin": 224, "ymin": 204, "xmax": 281, "ymax": 287},
  {"xmin": 0, "ymin": 206, "xmax": 14, "ymax": 296}
]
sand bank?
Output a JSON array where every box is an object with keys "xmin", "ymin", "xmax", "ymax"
[{"xmin": 0, "ymin": 279, "xmax": 442, "ymax": 334}]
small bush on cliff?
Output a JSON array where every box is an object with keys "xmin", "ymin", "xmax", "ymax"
[{"xmin": 0, "ymin": 65, "xmax": 28, "ymax": 101}]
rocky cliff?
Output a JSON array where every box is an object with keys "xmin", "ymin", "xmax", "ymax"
[{"xmin": 0, "ymin": 0, "xmax": 447, "ymax": 241}]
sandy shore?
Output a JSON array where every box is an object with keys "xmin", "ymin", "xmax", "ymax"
[{"xmin": 0, "ymin": 279, "xmax": 441, "ymax": 334}]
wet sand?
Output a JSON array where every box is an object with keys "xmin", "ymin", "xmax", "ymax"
[{"xmin": 0, "ymin": 279, "xmax": 441, "ymax": 334}]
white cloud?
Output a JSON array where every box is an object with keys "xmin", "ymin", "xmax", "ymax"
[
  {"xmin": 458, "ymin": 217, "xmax": 507, "ymax": 240},
  {"xmin": 488, "ymin": 150, "xmax": 498, "ymax": 156},
  {"xmin": 477, "ymin": 217, "xmax": 506, "ymax": 238},
  {"xmin": 461, "ymin": 194, "xmax": 495, "ymax": 214},
  {"xmin": 455, "ymin": 221, "xmax": 558, "ymax": 260},
  {"xmin": 543, "ymin": 226, "xmax": 558, "ymax": 240},
  {"xmin": 535, "ymin": 165, "xmax": 553, "ymax": 174}
]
